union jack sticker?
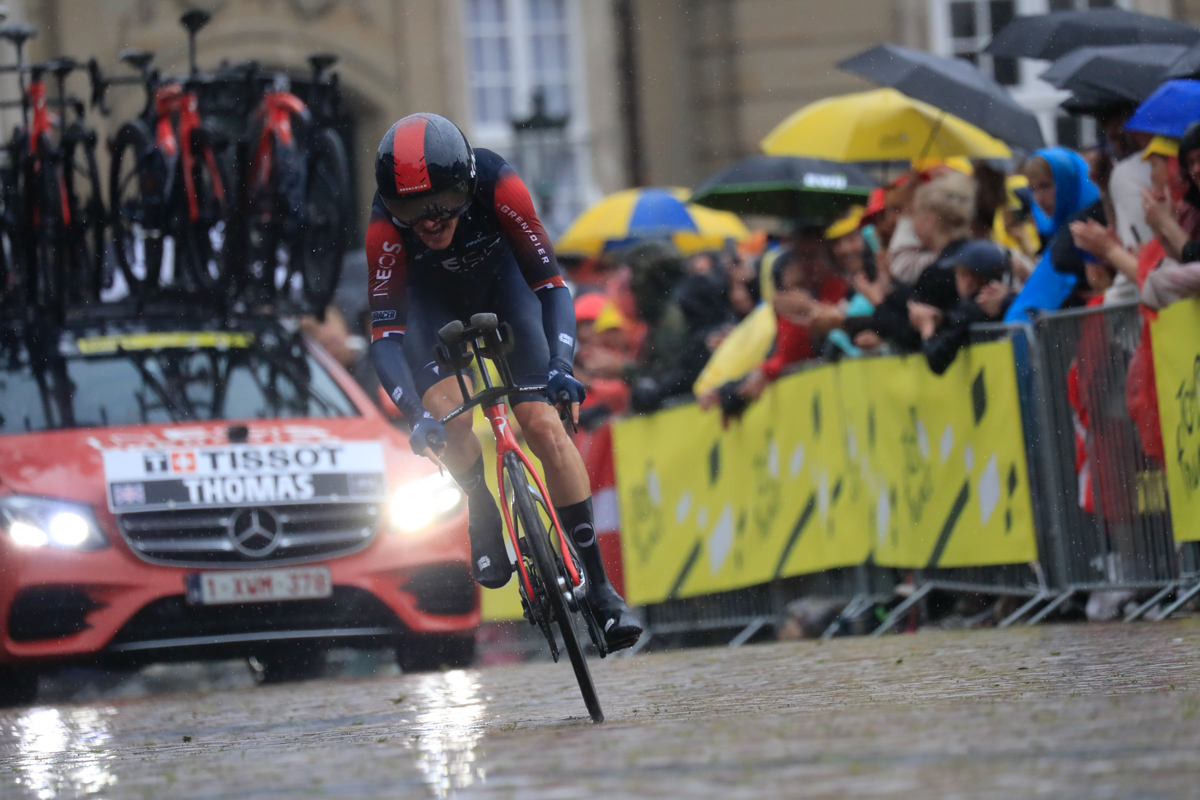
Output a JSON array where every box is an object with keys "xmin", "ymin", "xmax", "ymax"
[{"xmin": 112, "ymin": 482, "xmax": 146, "ymax": 507}]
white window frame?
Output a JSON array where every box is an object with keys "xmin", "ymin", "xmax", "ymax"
[
  {"xmin": 928, "ymin": 0, "xmax": 1132, "ymax": 146},
  {"xmin": 460, "ymin": 0, "xmax": 598, "ymax": 233}
]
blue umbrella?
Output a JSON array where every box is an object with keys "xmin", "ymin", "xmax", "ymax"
[{"xmin": 1126, "ymin": 80, "xmax": 1200, "ymax": 138}]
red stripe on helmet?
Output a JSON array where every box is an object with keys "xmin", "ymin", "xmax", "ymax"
[{"xmin": 392, "ymin": 115, "xmax": 431, "ymax": 194}]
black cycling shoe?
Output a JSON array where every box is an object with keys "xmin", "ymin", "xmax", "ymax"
[
  {"xmin": 586, "ymin": 582, "xmax": 643, "ymax": 651},
  {"xmin": 468, "ymin": 494, "xmax": 513, "ymax": 589}
]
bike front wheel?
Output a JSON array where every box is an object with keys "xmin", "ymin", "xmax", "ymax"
[{"xmin": 504, "ymin": 452, "xmax": 604, "ymax": 723}]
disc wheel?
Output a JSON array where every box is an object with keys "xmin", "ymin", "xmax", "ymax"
[
  {"xmin": 505, "ymin": 452, "xmax": 604, "ymax": 723},
  {"xmin": 110, "ymin": 121, "xmax": 165, "ymax": 301},
  {"xmin": 180, "ymin": 135, "xmax": 232, "ymax": 297},
  {"xmin": 300, "ymin": 127, "xmax": 348, "ymax": 311},
  {"xmin": 61, "ymin": 132, "xmax": 106, "ymax": 304}
]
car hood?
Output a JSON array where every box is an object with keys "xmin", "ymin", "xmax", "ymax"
[{"xmin": 0, "ymin": 418, "xmax": 424, "ymax": 508}]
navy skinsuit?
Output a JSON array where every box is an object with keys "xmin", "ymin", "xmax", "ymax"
[{"xmin": 366, "ymin": 149, "xmax": 574, "ymax": 411}]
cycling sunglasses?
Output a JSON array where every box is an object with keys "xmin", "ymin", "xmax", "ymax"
[{"xmin": 383, "ymin": 182, "xmax": 473, "ymax": 228}]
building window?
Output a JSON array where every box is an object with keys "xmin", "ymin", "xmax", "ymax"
[
  {"xmin": 462, "ymin": 0, "xmax": 593, "ymax": 236},
  {"xmin": 465, "ymin": 0, "xmax": 573, "ymax": 131},
  {"xmin": 945, "ymin": 1, "xmax": 1019, "ymax": 86}
]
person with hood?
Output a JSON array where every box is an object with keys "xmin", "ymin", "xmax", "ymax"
[{"xmin": 1004, "ymin": 148, "xmax": 1100, "ymax": 322}]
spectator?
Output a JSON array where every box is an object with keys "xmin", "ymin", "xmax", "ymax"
[
  {"xmin": 1004, "ymin": 148, "xmax": 1100, "ymax": 322},
  {"xmin": 572, "ymin": 293, "xmax": 632, "ymax": 420},
  {"xmin": 620, "ymin": 241, "xmax": 733, "ymax": 412},
  {"xmin": 856, "ymin": 172, "xmax": 975, "ymax": 352},
  {"xmin": 1070, "ymin": 134, "xmax": 1200, "ymax": 466},
  {"xmin": 735, "ymin": 228, "xmax": 851, "ymax": 402},
  {"xmin": 1139, "ymin": 124, "xmax": 1200, "ymax": 264},
  {"xmin": 908, "ymin": 240, "xmax": 1013, "ymax": 375}
]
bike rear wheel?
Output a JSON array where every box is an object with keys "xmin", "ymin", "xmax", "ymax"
[
  {"xmin": 109, "ymin": 121, "xmax": 165, "ymax": 300},
  {"xmin": 505, "ymin": 452, "xmax": 604, "ymax": 723},
  {"xmin": 30, "ymin": 135, "xmax": 66, "ymax": 315},
  {"xmin": 300, "ymin": 127, "xmax": 348, "ymax": 311}
]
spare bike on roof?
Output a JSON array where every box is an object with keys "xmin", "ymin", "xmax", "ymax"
[
  {"xmin": 224, "ymin": 53, "xmax": 349, "ymax": 314},
  {"xmin": 0, "ymin": 22, "xmax": 105, "ymax": 316},
  {"xmin": 89, "ymin": 9, "xmax": 234, "ymax": 304},
  {"xmin": 433, "ymin": 312, "xmax": 610, "ymax": 724}
]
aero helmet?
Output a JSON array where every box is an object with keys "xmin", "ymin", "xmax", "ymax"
[{"xmin": 375, "ymin": 112, "xmax": 477, "ymax": 226}]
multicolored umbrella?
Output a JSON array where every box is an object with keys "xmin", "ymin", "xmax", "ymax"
[
  {"xmin": 760, "ymin": 89, "xmax": 1011, "ymax": 163},
  {"xmin": 555, "ymin": 187, "xmax": 750, "ymax": 257}
]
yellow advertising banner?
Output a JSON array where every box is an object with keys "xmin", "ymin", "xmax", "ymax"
[
  {"xmin": 614, "ymin": 340, "xmax": 1038, "ymax": 605},
  {"xmin": 846, "ymin": 342, "xmax": 1038, "ymax": 569},
  {"xmin": 1151, "ymin": 298, "xmax": 1200, "ymax": 543}
]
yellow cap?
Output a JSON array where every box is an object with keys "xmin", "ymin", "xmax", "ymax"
[
  {"xmin": 1142, "ymin": 135, "xmax": 1180, "ymax": 161},
  {"xmin": 593, "ymin": 302, "xmax": 627, "ymax": 334},
  {"xmin": 824, "ymin": 205, "xmax": 864, "ymax": 240},
  {"xmin": 911, "ymin": 156, "xmax": 975, "ymax": 176}
]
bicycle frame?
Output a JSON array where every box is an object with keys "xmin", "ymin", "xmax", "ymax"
[
  {"xmin": 24, "ymin": 69, "xmax": 70, "ymax": 226},
  {"xmin": 487, "ymin": 400, "xmax": 583, "ymax": 606},
  {"xmin": 153, "ymin": 82, "xmax": 224, "ymax": 221},
  {"xmin": 251, "ymin": 89, "xmax": 307, "ymax": 190},
  {"xmin": 437, "ymin": 324, "xmax": 583, "ymax": 607}
]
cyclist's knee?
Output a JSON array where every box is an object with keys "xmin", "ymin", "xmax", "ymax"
[
  {"xmin": 443, "ymin": 410, "xmax": 474, "ymax": 443},
  {"xmin": 518, "ymin": 405, "xmax": 572, "ymax": 464}
]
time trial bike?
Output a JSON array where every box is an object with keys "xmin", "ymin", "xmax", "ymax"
[{"xmin": 432, "ymin": 312, "xmax": 609, "ymax": 724}]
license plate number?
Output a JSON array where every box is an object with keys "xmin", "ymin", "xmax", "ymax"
[{"xmin": 185, "ymin": 567, "xmax": 332, "ymax": 605}]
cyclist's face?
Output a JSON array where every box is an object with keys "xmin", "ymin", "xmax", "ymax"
[{"xmin": 413, "ymin": 216, "xmax": 459, "ymax": 250}]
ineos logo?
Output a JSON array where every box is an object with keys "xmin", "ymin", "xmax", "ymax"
[{"xmin": 228, "ymin": 508, "xmax": 283, "ymax": 557}]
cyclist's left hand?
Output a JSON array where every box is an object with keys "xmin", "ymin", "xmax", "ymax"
[{"xmin": 547, "ymin": 371, "xmax": 586, "ymax": 426}]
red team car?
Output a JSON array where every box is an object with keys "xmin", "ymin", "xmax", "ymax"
[{"xmin": 0, "ymin": 310, "xmax": 478, "ymax": 706}]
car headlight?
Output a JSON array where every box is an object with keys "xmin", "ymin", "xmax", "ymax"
[
  {"xmin": 1, "ymin": 496, "xmax": 108, "ymax": 551},
  {"xmin": 389, "ymin": 472, "xmax": 466, "ymax": 533}
]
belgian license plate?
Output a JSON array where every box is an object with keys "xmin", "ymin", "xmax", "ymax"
[{"xmin": 185, "ymin": 567, "xmax": 332, "ymax": 605}]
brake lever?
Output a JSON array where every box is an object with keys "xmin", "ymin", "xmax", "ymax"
[{"xmin": 557, "ymin": 390, "xmax": 577, "ymax": 434}]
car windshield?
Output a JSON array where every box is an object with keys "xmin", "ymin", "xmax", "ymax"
[{"xmin": 0, "ymin": 325, "xmax": 359, "ymax": 434}]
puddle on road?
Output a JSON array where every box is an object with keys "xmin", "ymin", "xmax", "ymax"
[
  {"xmin": 5, "ymin": 706, "xmax": 118, "ymax": 798},
  {"xmin": 410, "ymin": 670, "xmax": 488, "ymax": 797}
]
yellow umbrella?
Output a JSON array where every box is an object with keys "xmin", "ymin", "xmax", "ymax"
[
  {"xmin": 761, "ymin": 88, "xmax": 1011, "ymax": 162},
  {"xmin": 556, "ymin": 187, "xmax": 750, "ymax": 258}
]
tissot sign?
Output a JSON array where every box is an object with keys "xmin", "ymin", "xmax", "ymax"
[{"xmin": 102, "ymin": 442, "xmax": 387, "ymax": 512}]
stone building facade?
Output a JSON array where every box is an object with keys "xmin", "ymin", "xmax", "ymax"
[{"xmin": 5, "ymin": 0, "xmax": 1200, "ymax": 237}]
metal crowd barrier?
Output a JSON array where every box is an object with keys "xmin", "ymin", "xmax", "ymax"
[{"xmin": 629, "ymin": 301, "xmax": 1200, "ymax": 643}]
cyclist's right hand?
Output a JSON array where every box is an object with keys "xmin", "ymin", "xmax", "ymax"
[{"xmin": 409, "ymin": 414, "xmax": 447, "ymax": 469}]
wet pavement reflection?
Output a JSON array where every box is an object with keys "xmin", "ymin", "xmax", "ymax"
[{"xmin": 3, "ymin": 621, "xmax": 1200, "ymax": 798}]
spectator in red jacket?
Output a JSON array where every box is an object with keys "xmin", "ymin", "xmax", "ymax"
[{"xmin": 737, "ymin": 229, "xmax": 851, "ymax": 401}]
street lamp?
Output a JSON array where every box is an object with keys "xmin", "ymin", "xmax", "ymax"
[{"xmin": 510, "ymin": 90, "xmax": 570, "ymax": 228}]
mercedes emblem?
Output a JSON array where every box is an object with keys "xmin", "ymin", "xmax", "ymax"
[{"xmin": 228, "ymin": 508, "xmax": 283, "ymax": 557}]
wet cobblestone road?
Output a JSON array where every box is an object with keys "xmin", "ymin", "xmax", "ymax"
[{"xmin": 3, "ymin": 621, "xmax": 1200, "ymax": 799}]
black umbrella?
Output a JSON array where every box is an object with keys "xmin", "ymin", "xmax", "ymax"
[
  {"xmin": 838, "ymin": 44, "xmax": 1044, "ymax": 151},
  {"xmin": 1164, "ymin": 41, "xmax": 1200, "ymax": 80},
  {"xmin": 986, "ymin": 8, "xmax": 1200, "ymax": 61},
  {"xmin": 689, "ymin": 156, "xmax": 875, "ymax": 220},
  {"xmin": 1041, "ymin": 44, "xmax": 1187, "ymax": 104}
]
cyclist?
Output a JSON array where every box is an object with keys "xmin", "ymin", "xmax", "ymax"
[{"xmin": 367, "ymin": 112, "xmax": 642, "ymax": 651}]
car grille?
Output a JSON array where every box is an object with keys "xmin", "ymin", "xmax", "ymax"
[{"xmin": 115, "ymin": 502, "xmax": 381, "ymax": 567}]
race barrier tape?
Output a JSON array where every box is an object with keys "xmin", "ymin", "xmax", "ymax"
[
  {"xmin": 614, "ymin": 340, "xmax": 1039, "ymax": 607},
  {"xmin": 1152, "ymin": 297, "xmax": 1200, "ymax": 544}
]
